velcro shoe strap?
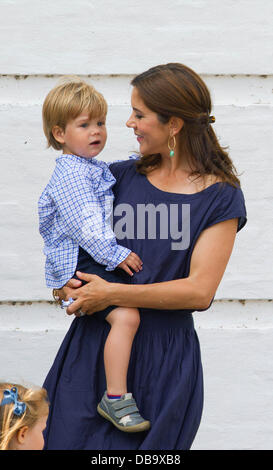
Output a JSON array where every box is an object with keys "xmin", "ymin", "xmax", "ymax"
[
  {"xmin": 112, "ymin": 399, "xmax": 136, "ymax": 411},
  {"xmin": 115, "ymin": 405, "xmax": 139, "ymax": 418}
]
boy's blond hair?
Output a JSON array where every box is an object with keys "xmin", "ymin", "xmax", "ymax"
[
  {"xmin": 42, "ymin": 76, "xmax": 108, "ymax": 150},
  {"xmin": 0, "ymin": 382, "xmax": 49, "ymax": 450}
]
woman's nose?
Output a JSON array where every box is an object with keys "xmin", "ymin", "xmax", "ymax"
[{"xmin": 126, "ymin": 114, "xmax": 135, "ymax": 128}]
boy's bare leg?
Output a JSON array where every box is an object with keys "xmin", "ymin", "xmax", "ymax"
[{"xmin": 104, "ymin": 307, "xmax": 140, "ymax": 396}]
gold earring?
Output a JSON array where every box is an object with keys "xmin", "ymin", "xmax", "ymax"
[{"xmin": 168, "ymin": 135, "xmax": 176, "ymax": 157}]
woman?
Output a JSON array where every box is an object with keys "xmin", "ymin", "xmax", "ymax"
[{"xmin": 43, "ymin": 63, "xmax": 247, "ymax": 450}]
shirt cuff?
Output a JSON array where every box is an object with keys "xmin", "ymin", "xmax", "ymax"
[{"xmin": 105, "ymin": 246, "xmax": 131, "ymax": 271}]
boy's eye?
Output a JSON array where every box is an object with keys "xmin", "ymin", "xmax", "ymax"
[
  {"xmin": 97, "ymin": 121, "xmax": 105, "ymax": 126},
  {"xmin": 80, "ymin": 123, "xmax": 89, "ymax": 128}
]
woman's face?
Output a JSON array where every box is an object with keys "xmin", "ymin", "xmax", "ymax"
[{"xmin": 126, "ymin": 87, "xmax": 170, "ymax": 156}]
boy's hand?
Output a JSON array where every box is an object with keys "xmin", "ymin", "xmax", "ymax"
[{"xmin": 117, "ymin": 252, "xmax": 143, "ymax": 276}]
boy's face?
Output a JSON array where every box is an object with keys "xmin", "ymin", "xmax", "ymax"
[{"xmin": 54, "ymin": 110, "xmax": 107, "ymax": 159}]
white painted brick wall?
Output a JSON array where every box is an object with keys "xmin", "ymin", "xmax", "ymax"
[
  {"xmin": 0, "ymin": 0, "xmax": 272, "ymax": 450},
  {"xmin": 0, "ymin": 0, "xmax": 273, "ymax": 74},
  {"xmin": 0, "ymin": 300, "xmax": 272, "ymax": 450},
  {"xmin": 0, "ymin": 74, "xmax": 272, "ymax": 301}
]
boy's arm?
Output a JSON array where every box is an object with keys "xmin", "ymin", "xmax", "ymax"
[{"xmin": 52, "ymin": 171, "xmax": 131, "ymax": 270}]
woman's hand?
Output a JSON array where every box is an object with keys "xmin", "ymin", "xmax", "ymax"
[
  {"xmin": 53, "ymin": 278, "xmax": 82, "ymax": 304},
  {"xmin": 65, "ymin": 271, "xmax": 114, "ymax": 316}
]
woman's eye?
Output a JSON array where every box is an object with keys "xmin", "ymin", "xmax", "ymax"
[{"xmin": 135, "ymin": 114, "xmax": 143, "ymax": 119}]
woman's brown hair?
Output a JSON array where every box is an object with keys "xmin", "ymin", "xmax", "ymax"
[{"xmin": 131, "ymin": 63, "xmax": 240, "ymax": 187}]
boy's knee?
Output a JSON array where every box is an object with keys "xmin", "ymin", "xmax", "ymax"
[
  {"xmin": 127, "ymin": 308, "xmax": 140, "ymax": 330},
  {"xmin": 109, "ymin": 307, "xmax": 140, "ymax": 331}
]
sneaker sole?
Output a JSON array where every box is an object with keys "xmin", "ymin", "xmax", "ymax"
[{"xmin": 97, "ymin": 404, "xmax": 151, "ymax": 433}]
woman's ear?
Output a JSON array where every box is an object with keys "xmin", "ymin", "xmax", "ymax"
[
  {"xmin": 169, "ymin": 117, "xmax": 184, "ymax": 136},
  {"xmin": 52, "ymin": 125, "xmax": 65, "ymax": 145}
]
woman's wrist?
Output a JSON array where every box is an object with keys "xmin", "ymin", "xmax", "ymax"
[
  {"xmin": 107, "ymin": 282, "xmax": 162, "ymax": 309},
  {"xmin": 107, "ymin": 282, "xmax": 128, "ymax": 306}
]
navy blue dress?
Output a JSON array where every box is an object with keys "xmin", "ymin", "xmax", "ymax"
[{"xmin": 43, "ymin": 158, "xmax": 247, "ymax": 450}]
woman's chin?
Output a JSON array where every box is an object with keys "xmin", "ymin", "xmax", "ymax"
[{"xmin": 139, "ymin": 144, "xmax": 153, "ymax": 155}]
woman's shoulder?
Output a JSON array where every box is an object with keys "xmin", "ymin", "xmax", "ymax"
[
  {"xmin": 203, "ymin": 173, "xmax": 222, "ymax": 188},
  {"xmin": 191, "ymin": 173, "xmax": 223, "ymax": 193},
  {"xmin": 203, "ymin": 177, "xmax": 247, "ymax": 232},
  {"xmin": 202, "ymin": 175, "xmax": 246, "ymax": 210},
  {"xmin": 193, "ymin": 174, "xmax": 244, "ymax": 199}
]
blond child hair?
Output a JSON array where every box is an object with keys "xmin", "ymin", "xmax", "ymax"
[
  {"xmin": 42, "ymin": 76, "xmax": 108, "ymax": 150},
  {"xmin": 0, "ymin": 382, "xmax": 49, "ymax": 450}
]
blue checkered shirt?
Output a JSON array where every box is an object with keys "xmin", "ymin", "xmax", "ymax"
[{"xmin": 38, "ymin": 154, "xmax": 135, "ymax": 288}]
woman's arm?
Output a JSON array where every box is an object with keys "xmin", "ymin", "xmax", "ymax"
[{"xmin": 64, "ymin": 218, "xmax": 238, "ymax": 315}]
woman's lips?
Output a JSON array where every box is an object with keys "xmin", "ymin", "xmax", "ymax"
[{"xmin": 136, "ymin": 136, "xmax": 143, "ymax": 143}]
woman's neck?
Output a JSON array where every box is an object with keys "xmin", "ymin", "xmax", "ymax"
[
  {"xmin": 158, "ymin": 148, "xmax": 195, "ymax": 176},
  {"xmin": 148, "ymin": 150, "xmax": 220, "ymax": 193}
]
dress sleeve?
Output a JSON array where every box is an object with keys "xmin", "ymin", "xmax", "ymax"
[{"xmin": 205, "ymin": 184, "xmax": 247, "ymax": 233}]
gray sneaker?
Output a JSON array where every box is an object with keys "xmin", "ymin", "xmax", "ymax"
[{"xmin": 97, "ymin": 392, "xmax": 151, "ymax": 433}]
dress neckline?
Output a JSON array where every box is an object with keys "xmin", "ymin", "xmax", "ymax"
[{"xmin": 144, "ymin": 174, "xmax": 223, "ymax": 200}]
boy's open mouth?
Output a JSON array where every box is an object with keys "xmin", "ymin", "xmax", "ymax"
[{"xmin": 90, "ymin": 140, "xmax": 100, "ymax": 145}]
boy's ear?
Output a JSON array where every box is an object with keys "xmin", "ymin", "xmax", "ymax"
[{"xmin": 52, "ymin": 125, "xmax": 65, "ymax": 145}]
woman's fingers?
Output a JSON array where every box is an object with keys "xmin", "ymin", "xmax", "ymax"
[
  {"xmin": 62, "ymin": 286, "xmax": 77, "ymax": 300},
  {"xmin": 66, "ymin": 278, "xmax": 82, "ymax": 288},
  {"xmin": 66, "ymin": 298, "xmax": 84, "ymax": 316},
  {"xmin": 64, "ymin": 273, "xmax": 110, "ymax": 316},
  {"xmin": 75, "ymin": 271, "xmax": 100, "ymax": 282}
]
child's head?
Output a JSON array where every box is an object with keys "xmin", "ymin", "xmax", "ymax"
[
  {"xmin": 0, "ymin": 382, "xmax": 49, "ymax": 450},
  {"xmin": 42, "ymin": 76, "xmax": 108, "ymax": 158}
]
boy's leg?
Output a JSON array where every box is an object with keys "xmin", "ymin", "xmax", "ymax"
[
  {"xmin": 98, "ymin": 308, "xmax": 150, "ymax": 432},
  {"xmin": 104, "ymin": 307, "xmax": 140, "ymax": 396}
]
